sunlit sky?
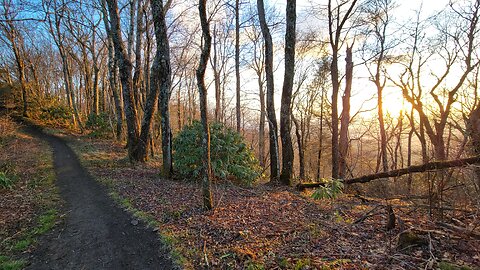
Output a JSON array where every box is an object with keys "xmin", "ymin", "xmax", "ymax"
[{"xmin": 234, "ymin": 0, "xmax": 453, "ymax": 122}]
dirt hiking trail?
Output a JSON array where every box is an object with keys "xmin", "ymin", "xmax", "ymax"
[{"xmin": 23, "ymin": 124, "xmax": 176, "ymax": 270}]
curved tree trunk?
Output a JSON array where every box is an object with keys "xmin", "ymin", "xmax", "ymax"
[
  {"xmin": 257, "ymin": 0, "xmax": 279, "ymax": 182},
  {"xmin": 197, "ymin": 0, "xmax": 213, "ymax": 210}
]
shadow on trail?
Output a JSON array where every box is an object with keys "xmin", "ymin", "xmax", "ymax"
[{"xmin": 19, "ymin": 121, "xmax": 176, "ymax": 270}]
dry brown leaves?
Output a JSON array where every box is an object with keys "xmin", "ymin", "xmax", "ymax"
[
  {"xmin": 71, "ymin": 137, "xmax": 480, "ymax": 270},
  {"xmin": 0, "ymin": 116, "xmax": 55, "ymax": 245}
]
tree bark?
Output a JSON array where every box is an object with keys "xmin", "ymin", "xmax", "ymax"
[
  {"xmin": 339, "ymin": 44, "xmax": 353, "ymax": 179},
  {"xmin": 133, "ymin": 0, "xmax": 144, "ymax": 113},
  {"xmin": 345, "ymin": 156, "xmax": 480, "ymax": 185},
  {"xmin": 279, "ymin": 0, "xmax": 296, "ymax": 185},
  {"xmin": 150, "ymin": 0, "xmax": 173, "ymax": 178},
  {"xmin": 101, "ymin": 2, "xmax": 124, "ymax": 140},
  {"xmin": 316, "ymin": 90, "xmax": 324, "ymax": 181},
  {"xmin": 197, "ymin": 0, "xmax": 213, "ymax": 210},
  {"xmin": 235, "ymin": 0, "xmax": 241, "ymax": 132},
  {"xmin": 257, "ymin": 0, "xmax": 280, "ymax": 182},
  {"xmin": 258, "ymin": 74, "xmax": 266, "ymax": 168},
  {"xmin": 328, "ymin": 0, "xmax": 357, "ymax": 179},
  {"xmin": 105, "ymin": 0, "xmax": 141, "ymax": 161},
  {"xmin": 293, "ymin": 116, "xmax": 305, "ymax": 180},
  {"xmin": 297, "ymin": 156, "xmax": 480, "ymax": 189},
  {"xmin": 468, "ymin": 106, "xmax": 480, "ymax": 189}
]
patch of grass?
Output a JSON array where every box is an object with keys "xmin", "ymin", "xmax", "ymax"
[
  {"xmin": 294, "ymin": 258, "xmax": 311, "ymax": 270},
  {"xmin": 5, "ymin": 208, "xmax": 58, "ymax": 254},
  {"xmin": 438, "ymin": 261, "xmax": 471, "ymax": 270},
  {"xmin": 277, "ymin": 257, "xmax": 290, "ymax": 269},
  {"xmin": 12, "ymin": 238, "xmax": 33, "ymax": 252},
  {"xmin": 245, "ymin": 260, "xmax": 265, "ymax": 270},
  {"xmin": 0, "ymin": 256, "xmax": 26, "ymax": 270},
  {"xmin": 163, "ymin": 209, "xmax": 184, "ymax": 222},
  {"xmin": 0, "ymin": 171, "xmax": 15, "ymax": 189},
  {"xmin": 159, "ymin": 233, "xmax": 186, "ymax": 266},
  {"xmin": 32, "ymin": 209, "xmax": 57, "ymax": 235},
  {"xmin": 133, "ymin": 210, "xmax": 159, "ymax": 228},
  {"xmin": 320, "ymin": 258, "xmax": 352, "ymax": 270}
]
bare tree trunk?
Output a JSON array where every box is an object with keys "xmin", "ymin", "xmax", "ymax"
[
  {"xmin": 151, "ymin": 0, "xmax": 173, "ymax": 178},
  {"xmin": 377, "ymin": 82, "xmax": 388, "ymax": 172},
  {"xmin": 197, "ymin": 0, "xmax": 213, "ymax": 210},
  {"xmin": 407, "ymin": 127, "xmax": 413, "ymax": 193},
  {"xmin": 235, "ymin": 0, "xmax": 241, "ymax": 132},
  {"xmin": 330, "ymin": 50, "xmax": 340, "ymax": 179},
  {"xmin": 327, "ymin": 0, "xmax": 357, "ymax": 179},
  {"xmin": 127, "ymin": 0, "xmax": 136, "ymax": 61},
  {"xmin": 316, "ymin": 90, "xmax": 324, "ymax": 181},
  {"xmin": 105, "ymin": 0, "xmax": 141, "ymax": 161},
  {"xmin": 133, "ymin": 0, "xmax": 144, "ymax": 113},
  {"xmin": 102, "ymin": 5, "xmax": 124, "ymax": 140},
  {"xmin": 279, "ymin": 0, "xmax": 296, "ymax": 185},
  {"xmin": 468, "ymin": 106, "xmax": 480, "ymax": 189},
  {"xmin": 211, "ymin": 26, "xmax": 221, "ymax": 122},
  {"xmin": 293, "ymin": 116, "xmax": 305, "ymax": 179},
  {"xmin": 257, "ymin": 0, "xmax": 280, "ymax": 181},
  {"xmin": 6, "ymin": 25, "xmax": 28, "ymax": 116},
  {"xmin": 339, "ymin": 45, "xmax": 353, "ymax": 179},
  {"xmin": 258, "ymin": 74, "xmax": 266, "ymax": 167}
]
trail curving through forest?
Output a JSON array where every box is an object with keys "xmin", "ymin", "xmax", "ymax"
[{"xmin": 23, "ymin": 124, "xmax": 175, "ymax": 270}]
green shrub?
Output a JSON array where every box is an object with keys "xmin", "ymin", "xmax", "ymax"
[
  {"xmin": 173, "ymin": 121, "xmax": 261, "ymax": 185},
  {"xmin": 85, "ymin": 113, "xmax": 112, "ymax": 138},
  {"xmin": 40, "ymin": 105, "xmax": 72, "ymax": 121},
  {"xmin": 311, "ymin": 178, "xmax": 344, "ymax": 200}
]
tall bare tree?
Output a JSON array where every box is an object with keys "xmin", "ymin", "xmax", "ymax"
[
  {"xmin": 361, "ymin": 0, "xmax": 397, "ymax": 173},
  {"xmin": 105, "ymin": 0, "xmax": 141, "ymax": 160},
  {"xmin": 150, "ymin": 0, "xmax": 173, "ymax": 177},
  {"xmin": 327, "ymin": 0, "xmax": 358, "ymax": 179},
  {"xmin": 280, "ymin": 0, "xmax": 296, "ymax": 185},
  {"xmin": 197, "ymin": 0, "xmax": 213, "ymax": 210},
  {"xmin": 339, "ymin": 44, "xmax": 353, "ymax": 179},
  {"xmin": 0, "ymin": 1, "xmax": 28, "ymax": 116},
  {"xmin": 235, "ymin": 0, "xmax": 241, "ymax": 132},
  {"xmin": 257, "ymin": 0, "xmax": 280, "ymax": 181}
]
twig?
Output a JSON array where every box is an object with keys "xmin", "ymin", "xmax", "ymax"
[
  {"xmin": 353, "ymin": 205, "xmax": 383, "ymax": 224},
  {"xmin": 424, "ymin": 232, "xmax": 436, "ymax": 270},
  {"xmin": 203, "ymin": 240, "xmax": 209, "ymax": 268}
]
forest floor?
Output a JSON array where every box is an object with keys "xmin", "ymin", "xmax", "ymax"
[
  {"xmin": 1, "ymin": 114, "xmax": 177, "ymax": 269},
  {"xmin": 58, "ymin": 128, "xmax": 480, "ymax": 269},
  {"xmin": 2, "ymin": 112, "xmax": 480, "ymax": 270},
  {"xmin": 1, "ymin": 114, "xmax": 59, "ymax": 269}
]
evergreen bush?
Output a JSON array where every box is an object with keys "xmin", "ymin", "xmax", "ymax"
[{"xmin": 173, "ymin": 121, "xmax": 261, "ymax": 186}]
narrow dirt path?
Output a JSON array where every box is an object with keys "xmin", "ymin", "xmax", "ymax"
[{"xmin": 24, "ymin": 125, "xmax": 176, "ymax": 270}]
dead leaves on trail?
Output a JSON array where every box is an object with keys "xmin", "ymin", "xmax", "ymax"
[{"xmin": 71, "ymin": 137, "xmax": 480, "ymax": 270}]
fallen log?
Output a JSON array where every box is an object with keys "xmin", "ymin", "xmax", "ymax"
[
  {"xmin": 436, "ymin": 222, "xmax": 480, "ymax": 240},
  {"xmin": 345, "ymin": 156, "xmax": 480, "ymax": 184},
  {"xmin": 297, "ymin": 156, "xmax": 480, "ymax": 190},
  {"xmin": 296, "ymin": 182, "xmax": 326, "ymax": 190}
]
